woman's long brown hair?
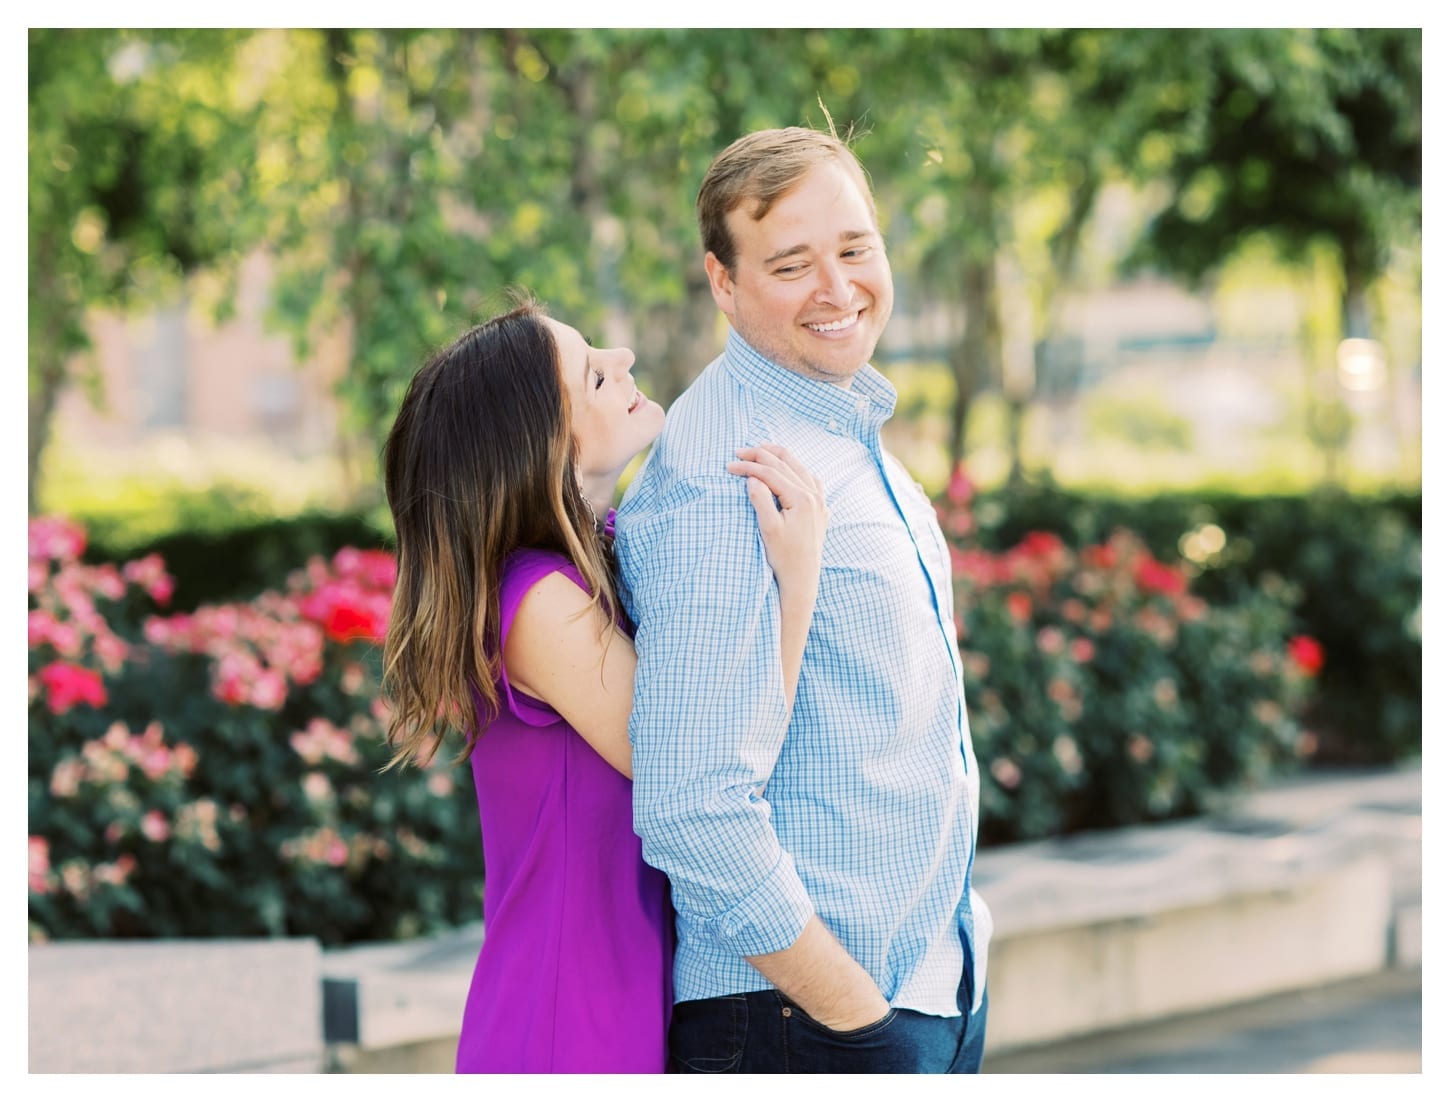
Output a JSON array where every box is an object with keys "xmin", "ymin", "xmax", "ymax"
[{"xmin": 380, "ymin": 298, "xmax": 620, "ymax": 768}]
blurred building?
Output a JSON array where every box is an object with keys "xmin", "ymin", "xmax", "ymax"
[
  {"xmin": 54, "ymin": 251, "xmax": 348, "ymax": 461},
  {"xmin": 54, "ymin": 255, "xmax": 1420, "ymax": 491}
]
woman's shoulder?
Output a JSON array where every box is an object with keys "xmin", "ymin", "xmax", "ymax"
[{"xmin": 501, "ymin": 547, "xmax": 587, "ymax": 608}]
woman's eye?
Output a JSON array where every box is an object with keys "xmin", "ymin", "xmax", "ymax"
[{"xmin": 593, "ymin": 369, "xmax": 605, "ymax": 390}]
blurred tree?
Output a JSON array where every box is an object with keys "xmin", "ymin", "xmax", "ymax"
[
  {"xmin": 27, "ymin": 29, "xmax": 261, "ymax": 513},
  {"xmin": 872, "ymin": 28, "xmax": 1146, "ymax": 482},
  {"xmin": 257, "ymin": 28, "xmax": 839, "ymax": 478},
  {"xmin": 1129, "ymin": 29, "xmax": 1420, "ymax": 375}
]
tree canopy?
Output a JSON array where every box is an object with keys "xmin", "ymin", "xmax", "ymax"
[{"xmin": 27, "ymin": 28, "xmax": 1422, "ymax": 509}]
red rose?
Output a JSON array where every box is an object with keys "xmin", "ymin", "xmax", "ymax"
[
  {"xmin": 1018, "ymin": 531, "xmax": 1065, "ymax": 559},
  {"xmin": 37, "ymin": 662, "xmax": 107, "ymax": 715},
  {"xmin": 1287, "ymin": 635, "xmax": 1325, "ymax": 676},
  {"xmin": 1134, "ymin": 556, "xmax": 1188, "ymax": 596}
]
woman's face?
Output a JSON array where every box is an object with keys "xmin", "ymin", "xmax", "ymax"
[{"xmin": 545, "ymin": 317, "xmax": 665, "ymax": 482}]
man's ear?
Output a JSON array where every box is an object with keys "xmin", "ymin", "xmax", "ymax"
[{"xmin": 704, "ymin": 252, "xmax": 735, "ymax": 318}]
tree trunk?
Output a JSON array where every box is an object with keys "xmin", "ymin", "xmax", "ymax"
[
  {"xmin": 1341, "ymin": 263, "xmax": 1372, "ymax": 341},
  {"xmin": 28, "ymin": 233, "xmax": 77, "ymax": 516},
  {"xmin": 28, "ymin": 344, "xmax": 68, "ymax": 516},
  {"xmin": 948, "ymin": 258, "xmax": 999, "ymax": 471},
  {"xmin": 635, "ymin": 265, "xmax": 722, "ymax": 406}
]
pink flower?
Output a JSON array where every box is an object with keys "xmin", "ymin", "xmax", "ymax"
[
  {"xmin": 28, "ymin": 610, "xmax": 55, "ymax": 648},
  {"xmin": 1069, "ymin": 638, "xmax": 1095, "ymax": 664},
  {"xmin": 123, "ymin": 553, "xmax": 175, "ymax": 606},
  {"xmin": 29, "ymin": 837, "xmax": 51, "ymax": 894},
  {"xmin": 302, "ymin": 772, "xmax": 334, "ymax": 802},
  {"xmin": 173, "ymin": 742, "xmax": 199, "ymax": 778},
  {"xmin": 141, "ymin": 810, "xmax": 171, "ymax": 843},
  {"xmin": 36, "ymin": 662, "xmax": 107, "ymax": 714},
  {"xmin": 92, "ymin": 631, "xmax": 130, "ymax": 673},
  {"xmin": 1036, "ymin": 627, "xmax": 1065, "ymax": 655},
  {"xmin": 322, "ymin": 831, "xmax": 349, "ymax": 867},
  {"xmin": 1128, "ymin": 733, "xmax": 1154, "ymax": 763},
  {"xmin": 333, "ymin": 547, "xmax": 398, "ymax": 592},
  {"xmin": 946, "ymin": 463, "xmax": 974, "ymax": 506},
  {"xmin": 250, "ymin": 669, "xmax": 288, "ymax": 711},
  {"xmin": 49, "ymin": 758, "xmax": 84, "ymax": 798},
  {"xmin": 28, "ymin": 516, "xmax": 86, "ymax": 563},
  {"xmin": 1052, "ymin": 735, "xmax": 1084, "ymax": 775},
  {"xmin": 47, "ymin": 622, "xmax": 82, "ymax": 658},
  {"xmin": 92, "ymin": 565, "xmax": 125, "ymax": 601},
  {"xmin": 1005, "ymin": 592, "xmax": 1032, "ymax": 624},
  {"xmin": 990, "ymin": 757, "xmax": 1022, "ymax": 790},
  {"xmin": 1287, "ymin": 635, "xmax": 1325, "ymax": 677}
]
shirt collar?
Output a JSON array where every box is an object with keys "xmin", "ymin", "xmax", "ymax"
[{"xmin": 721, "ymin": 327, "xmax": 897, "ymax": 441}]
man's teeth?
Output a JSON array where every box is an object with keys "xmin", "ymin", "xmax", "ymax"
[{"xmin": 807, "ymin": 315, "xmax": 857, "ymax": 332}]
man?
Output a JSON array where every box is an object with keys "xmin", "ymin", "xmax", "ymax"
[{"xmin": 615, "ymin": 125, "xmax": 991, "ymax": 1074}]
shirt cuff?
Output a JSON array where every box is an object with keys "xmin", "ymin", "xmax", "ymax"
[{"xmin": 701, "ymin": 849, "xmax": 815, "ymax": 958}]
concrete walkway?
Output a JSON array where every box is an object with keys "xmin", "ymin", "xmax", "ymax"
[{"xmin": 986, "ymin": 966, "xmax": 1422, "ymax": 1073}]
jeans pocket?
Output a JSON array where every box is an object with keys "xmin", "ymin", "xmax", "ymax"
[
  {"xmin": 783, "ymin": 1004, "xmax": 913, "ymax": 1073},
  {"xmin": 669, "ymin": 995, "xmax": 748, "ymax": 1073},
  {"xmin": 792, "ymin": 1005, "xmax": 899, "ymax": 1042}
]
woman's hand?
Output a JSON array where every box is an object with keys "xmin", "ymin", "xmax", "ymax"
[
  {"xmin": 728, "ymin": 443, "xmax": 827, "ymax": 714},
  {"xmin": 727, "ymin": 443, "xmax": 829, "ymax": 594}
]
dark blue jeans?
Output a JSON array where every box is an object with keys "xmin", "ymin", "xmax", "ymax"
[{"xmin": 669, "ymin": 971, "xmax": 988, "ymax": 1074}]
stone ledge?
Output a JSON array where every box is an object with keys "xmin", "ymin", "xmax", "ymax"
[
  {"xmin": 323, "ymin": 767, "xmax": 1418, "ymax": 1070},
  {"xmin": 29, "ymin": 938, "xmax": 324, "ymax": 1073},
  {"xmin": 26, "ymin": 767, "xmax": 1417, "ymax": 1072},
  {"xmin": 322, "ymin": 923, "xmax": 482, "ymax": 1052},
  {"xmin": 981, "ymin": 850, "xmax": 1394, "ymax": 1052}
]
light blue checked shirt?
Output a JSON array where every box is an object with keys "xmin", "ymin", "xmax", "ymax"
[{"xmin": 616, "ymin": 328, "xmax": 991, "ymax": 1017}]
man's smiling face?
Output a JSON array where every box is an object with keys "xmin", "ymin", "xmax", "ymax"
[{"xmin": 705, "ymin": 158, "xmax": 894, "ymax": 386}]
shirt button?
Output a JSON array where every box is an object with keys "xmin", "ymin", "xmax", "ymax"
[
  {"xmin": 856, "ymin": 400, "xmax": 867, "ymax": 414},
  {"xmin": 828, "ymin": 419, "xmax": 839, "ymax": 432},
  {"xmin": 782, "ymin": 1007, "xmax": 793, "ymax": 1018}
]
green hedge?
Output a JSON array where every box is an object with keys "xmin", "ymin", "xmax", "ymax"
[
  {"xmin": 85, "ymin": 512, "xmax": 393, "ymax": 610},
  {"xmin": 962, "ymin": 482, "xmax": 1421, "ymax": 765}
]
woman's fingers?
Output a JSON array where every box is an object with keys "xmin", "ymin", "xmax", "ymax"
[
  {"xmin": 727, "ymin": 458, "xmax": 807, "ymax": 510},
  {"xmin": 743, "ymin": 475, "xmax": 784, "ymax": 532}
]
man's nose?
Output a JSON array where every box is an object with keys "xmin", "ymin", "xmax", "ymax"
[{"xmin": 814, "ymin": 260, "xmax": 852, "ymax": 306}]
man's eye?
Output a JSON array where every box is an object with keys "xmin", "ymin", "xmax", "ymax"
[{"xmin": 593, "ymin": 369, "xmax": 605, "ymax": 390}]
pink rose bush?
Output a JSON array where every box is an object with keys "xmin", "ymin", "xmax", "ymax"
[
  {"xmin": 28, "ymin": 517, "xmax": 480, "ymax": 946},
  {"xmin": 937, "ymin": 473, "xmax": 1317, "ymax": 845}
]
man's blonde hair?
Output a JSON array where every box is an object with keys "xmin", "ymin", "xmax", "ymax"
[{"xmin": 696, "ymin": 123, "xmax": 878, "ymax": 274}]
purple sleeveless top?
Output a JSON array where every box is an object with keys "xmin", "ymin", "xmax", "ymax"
[{"xmin": 455, "ymin": 547, "xmax": 672, "ymax": 1073}]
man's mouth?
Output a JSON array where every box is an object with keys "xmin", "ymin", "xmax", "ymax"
[{"xmin": 805, "ymin": 311, "xmax": 862, "ymax": 334}]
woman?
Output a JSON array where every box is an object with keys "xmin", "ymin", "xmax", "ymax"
[{"xmin": 380, "ymin": 298, "xmax": 827, "ymax": 1073}]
